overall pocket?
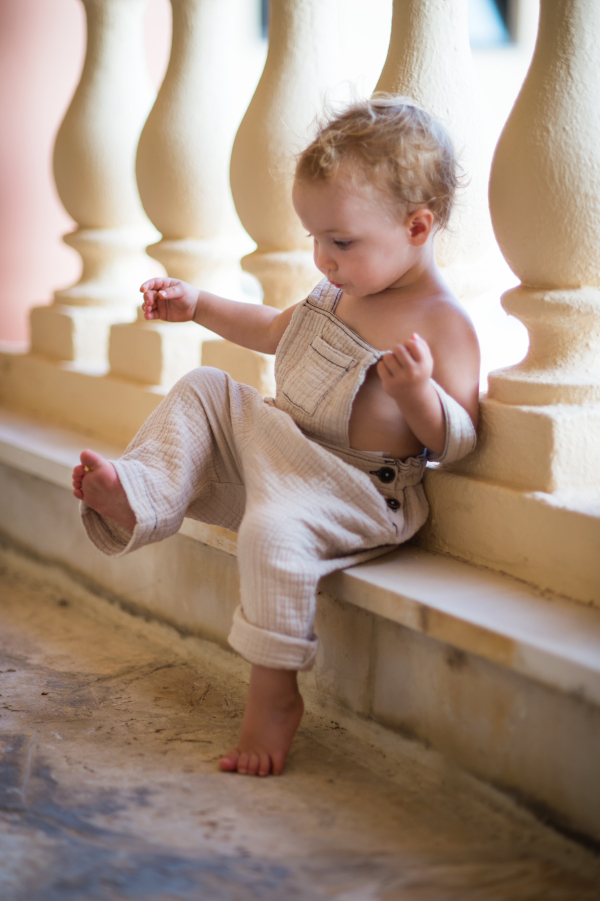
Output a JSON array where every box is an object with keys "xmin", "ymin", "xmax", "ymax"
[{"xmin": 281, "ymin": 335, "xmax": 356, "ymax": 416}]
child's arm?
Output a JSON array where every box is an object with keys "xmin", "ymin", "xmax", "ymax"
[
  {"xmin": 377, "ymin": 332, "xmax": 479, "ymax": 457},
  {"xmin": 140, "ymin": 278, "xmax": 297, "ymax": 354}
]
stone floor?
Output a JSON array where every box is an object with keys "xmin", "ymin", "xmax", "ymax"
[{"xmin": 1, "ymin": 551, "xmax": 599, "ymax": 901}]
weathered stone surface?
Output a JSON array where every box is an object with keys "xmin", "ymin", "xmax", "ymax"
[{"xmin": 0, "ymin": 557, "xmax": 599, "ymax": 901}]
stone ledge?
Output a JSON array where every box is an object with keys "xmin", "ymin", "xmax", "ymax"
[{"xmin": 1, "ymin": 405, "xmax": 599, "ymax": 708}]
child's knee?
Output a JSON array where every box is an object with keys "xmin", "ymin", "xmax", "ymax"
[
  {"xmin": 174, "ymin": 366, "xmax": 227, "ymax": 394},
  {"xmin": 238, "ymin": 504, "xmax": 314, "ymax": 573}
]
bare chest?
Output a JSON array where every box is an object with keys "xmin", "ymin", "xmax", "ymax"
[{"xmin": 335, "ymin": 294, "xmax": 433, "ymax": 352}]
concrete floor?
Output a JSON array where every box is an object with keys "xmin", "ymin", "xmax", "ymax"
[{"xmin": 1, "ymin": 550, "xmax": 599, "ymax": 901}]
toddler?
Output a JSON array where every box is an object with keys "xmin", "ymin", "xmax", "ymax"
[{"xmin": 72, "ymin": 97, "xmax": 480, "ymax": 778}]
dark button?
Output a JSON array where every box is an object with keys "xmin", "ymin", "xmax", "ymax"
[
  {"xmin": 370, "ymin": 466, "xmax": 396, "ymax": 484},
  {"xmin": 386, "ymin": 497, "xmax": 400, "ymax": 511}
]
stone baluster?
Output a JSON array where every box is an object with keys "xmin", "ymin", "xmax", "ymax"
[
  {"xmin": 197, "ymin": 0, "xmax": 340, "ymax": 394},
  {"xmin": 467, "ymin": 0, "xmax": 600, "ymax": 494},
  {"xmin": 30, "ymin": 0, "xmax": 161, "ymax": 366},
  {"xmin": 415, "ymin": 0, "xmax": 600, "ymax": 605},
  {"xmin": 375, "ymin": 0, "xmax": 494, "ymax": 300},
  {"xmin": 109, "ymin": 0, "xmax": 252, "ymax": 388},
  {"xmin": 228, "ymin": 0, "xmax": 339, "ymax": 311}
]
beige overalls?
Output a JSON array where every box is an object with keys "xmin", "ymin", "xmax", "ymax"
[{"xmin": 81, "ymin": 279, "xmax": 476, "ymax": 670}]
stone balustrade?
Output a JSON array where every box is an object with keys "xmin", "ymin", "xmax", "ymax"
[{"xmin": 1, "ymin": 0, "xmax": 598, "ymax": 605}]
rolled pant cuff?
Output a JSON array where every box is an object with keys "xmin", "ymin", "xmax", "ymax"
[
  {"xmin": 228, "ymin": 607, "xmax": 319, "ymax": 672},
  {"xmin": 79, "ymin": 459, "xmax": 159, "ymax": 558}
]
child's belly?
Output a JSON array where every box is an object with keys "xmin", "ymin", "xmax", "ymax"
[{"xmin": 348, "ymin": 367, "xmax": 425, "ymax": 459}]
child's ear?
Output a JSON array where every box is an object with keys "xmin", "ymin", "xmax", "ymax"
[{"xmin": 407, "ymin": 209, "xmax": 434, "ymax": 245}]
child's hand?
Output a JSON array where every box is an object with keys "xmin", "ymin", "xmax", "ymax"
[
  {"xmin": 140, "ymin": 278, "xmax": 199, "ymax": 323},
  {"xmin": 376, "ymin": 333, "xmax": 434, "ymax": 404}
]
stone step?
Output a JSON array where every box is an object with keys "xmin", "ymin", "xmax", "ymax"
[{"xmin": 0, "ymin": 405, "xmax": 599, "ymax": 847}]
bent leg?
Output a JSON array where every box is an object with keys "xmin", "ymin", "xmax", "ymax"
[
  {"xmin": 230, "ymin": 474, "xmax": 398, "ymax": 672},
  {"xmin": 220, "ymin": 434, "xmax": 399, "ymax": 776},
  {"xmin": 80, "ymin": 368, "xmax": 249, "ymax": 556}
]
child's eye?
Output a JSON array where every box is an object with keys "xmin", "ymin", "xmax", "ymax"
[{"xmin": 334, "ymin": 240, "xmax": 351, "ymax": 249}]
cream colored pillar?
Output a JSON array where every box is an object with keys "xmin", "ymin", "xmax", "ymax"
[
  {"xmin": 110, "ymin": 0, "xmax": 249, "ymax": 388},
  {"xmin": 202, "ymin": 0, "xmax": 339, "ymax": 395},
  {"xmin": 418, "ymin": 0, "xmax": 600, "ymax": 606},
  {"xmin": 30, "ymin": 0, "xmax": 161, "ymax": 366},
  {"xmin": 375, "ymin": 0, "xmax": 494, "ymax": 300},
  {"xmin": 462, "ymin": 0, "xmax": 600, "ymax": 493},
  {"xmin": 229, "ymin": 0, "xmax": 339, "ymax": 312}
]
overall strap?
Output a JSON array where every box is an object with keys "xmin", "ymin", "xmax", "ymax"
[
  {"xmin": 306, "ymin": 278, "xmax": 342, "ymax": 313},
  {"xmin": 428, "ymin": 380, "xmax": 477, "ymax": 465}
]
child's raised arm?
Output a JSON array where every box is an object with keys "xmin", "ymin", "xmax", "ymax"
[
  {"xmin": 140, "ymin": 278, "xmax": 297, "ymax": 355},
  {"xmin": 377, "ymin": 328, "xmax": 479, "ymax": 457}
]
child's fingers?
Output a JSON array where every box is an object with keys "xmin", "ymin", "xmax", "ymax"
[
  {"xmin": 141, "ymin": 294, "xmax": 156, "ymax": 319},
  {"xmin": 390, "ymin": 344, "xmax": 416, "ymax": 369},
  {"xmin": 379, "ymin": 351, "xmax": 403, "ymax": 378},
  {"xmin": 140, "ymin": 277, "xmax": 167, "ymax": 292},
  {"xmin": 401, "ymin": 338, "xmax": 422, "ymax": 363},
  {"xmin": 140, "ymin": 277, "xmax": 182, "ymax": 294},
  {"xmin": 157, "ymin": 285, "xmax": 184, "ymax": 298}
]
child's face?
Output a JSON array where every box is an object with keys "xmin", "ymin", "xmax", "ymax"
[{"xmin": 292, "ymin": 168, "xmax": 430, "ymax": 298}]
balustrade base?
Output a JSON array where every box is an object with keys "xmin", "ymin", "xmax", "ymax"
[
  {"xmin": 488, "ymin": 370, "xmax": 600, "ymax": 406},
  {"xmin": 108, "ymin": 315, "xmax": 211, "ymax": 387},
  {"xmin": 487, "ymin": 286, "xmax": 600, "ymax": 405},
  {"xmin": 449, "ymin": 397, "xmax": 600, "ymax": 493},
  {"xmin": 30, "ymin": 303, "xmax": 138, "ymax": 366},
  {"xmin": 417, "ymin": 467, "xmax": 600, "ymax": 609},
  {"xmin": 0, "ymin": 351, "xmax": 165, "ymax": 447}
]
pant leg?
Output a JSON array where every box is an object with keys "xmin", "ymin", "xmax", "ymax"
[
  {"xmin": 81, "ymin": 368, "xmax": 252, "ymax": 556},
  {"xmin": 228, "ymin": 403, "xmax": 402, "ymax": 670}
]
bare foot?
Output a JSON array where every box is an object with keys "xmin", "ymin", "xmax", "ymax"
[
  {"xmin": 72, "ymin": 450, "xmax": 136, "ymax": 531},
  {"xmin": 219, "ymin": 665, "xmax": 304, "ymax": 777}
]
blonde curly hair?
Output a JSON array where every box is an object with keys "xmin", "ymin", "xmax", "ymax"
[{"xmin": 295, "ymin": 96, "xmax": 459, "ymax": 230}]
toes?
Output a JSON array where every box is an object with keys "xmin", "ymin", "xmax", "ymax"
[
  {"xmin": 258, "ymin": 752, "xmax": 271, "ymax": 777},
  {"xmin": 236, "ymin": 752, "xmax": 250, "ymax": 775},
  {"xmin": 218, "ymin": 749, "xmax": 239, "ymax": 772},
  {"xmin": 73, "ymin": 488, "xmax": 84, "ymax": 500},
  {"xmin": 80, "ymin": 449, "xmax": 104, "ymax": 470},
  {"xmin": 271, "ymin": 752, "xmax": 286, "ymax": 776},
  {"xmin": 247, "ymin": 753, "xmax": 260, "ymax": 776}
]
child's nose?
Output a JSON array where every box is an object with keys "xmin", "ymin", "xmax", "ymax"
[{"xmin": 314, "ymin": 242, "xmax": 335, "ymax": 272}]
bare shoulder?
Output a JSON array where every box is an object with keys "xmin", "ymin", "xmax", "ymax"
[{"xmin": 426, "ymin": 293, "xmax": 479, "ymax": 356}]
